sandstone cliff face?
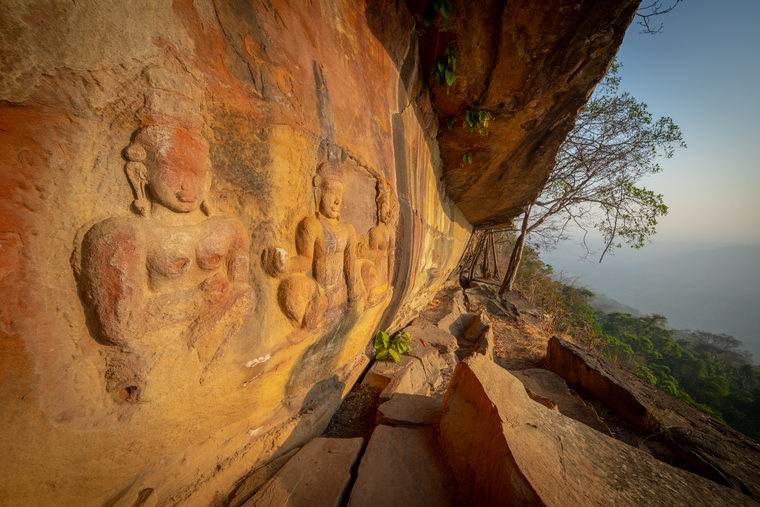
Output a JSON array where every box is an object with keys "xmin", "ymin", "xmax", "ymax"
[
  {"xmin": 411, "ymin": 0, "xmax": 640, "ymax": 227},
  {"xmin": 0, "ymin": 1, "xmax": 630, "ymax": 505}
]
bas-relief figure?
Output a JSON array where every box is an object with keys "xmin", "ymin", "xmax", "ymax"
[
  {"xmin": 358, "ymin": 179, "xmax": 397, "ymax": 306},
  {"xmin": 264, "ymin": 162, "xmax": 361, "ymax": 331},
  {"xmin": 79, "ymin": 125, "xmax": 253, "ymax": 401}
]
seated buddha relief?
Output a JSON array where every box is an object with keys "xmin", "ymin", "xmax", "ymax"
[{"xmin": 263, "ymin": 161, "xmax": 362, "ymax": 331}]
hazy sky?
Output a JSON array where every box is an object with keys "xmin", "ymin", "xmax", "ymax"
[{"xmin": 613, "ymin": 0, "xmax": 760, "ymax": 246}]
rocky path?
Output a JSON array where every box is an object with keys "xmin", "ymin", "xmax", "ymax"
[{"xmin": 216, "ymin": 282, "xmax": 760, "ymax": 507}]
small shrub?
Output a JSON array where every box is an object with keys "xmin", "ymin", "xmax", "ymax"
[{"xmin": 374, "ymin": 330, "xmax": 411, "ymax": 362}]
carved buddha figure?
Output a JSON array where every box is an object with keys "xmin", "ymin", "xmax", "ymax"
[
  {"xmin": 266, "ymin": 161, "xmax": 359, "ymax": 329},
  {"xmin": 358, "ymin": 179, "xmax": 397, "ymax": 303},
  {"xmin": 80, "ymin": 125, "xmax": 253, "ymax": 397}
]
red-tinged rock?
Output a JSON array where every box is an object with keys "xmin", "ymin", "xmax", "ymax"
[
  {"xmin": 440, "ymin": 353, "xmax": 758, "ymax": 507},
  {"xmin": 409, "ymin": 0, "xmax": 642, "ymax": 228},
  {"xmin": 545, "ymin": 336, "xmax": 760, "ymax": 502}
]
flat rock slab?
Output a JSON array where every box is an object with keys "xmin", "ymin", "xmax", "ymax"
[
  {"xmin": 228, "ymin": 447, "xmax": 301, "ymax": 507},
  {"xmin": 245, "ymin": 437, "xmax": 363, "ymax": 507},
  {"xmin": 509, "ymin": 368, "xmax": 611, "ymax": 436},
  {"xmin": 545, "ymin": 336, "xmax": 760, "ymax": 502},
  {"xmin": 348, "ymin": 425, "xmax": 454, "ymax": 507},
  {"xmin": 401, "ymin": 324, "xmax": 459, "ymax": 354},
  {"xmin": 440, "ymin": 354, "xmax": 758, "ymax": 507},
  {"xmin": 377, "ymin": 393, "xmax": 443, "ymax": 426}
]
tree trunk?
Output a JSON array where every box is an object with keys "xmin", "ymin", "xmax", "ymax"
[
  {"xmin": 480, "ymin": 230, "xmax": 491, "ymax": 278},
  {"xmin": 498, "ymin": 208, "xmax": 531, "ymax": 295}
]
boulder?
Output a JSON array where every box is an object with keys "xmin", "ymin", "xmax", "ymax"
[
  {"xmin": 509, "ymin": 368, "xmax": 611, "ymax": 436},
  {"xmin": 348, "ymin": 425, "xmax": 453, "ymax": 507},
  {"xmin": 545, "ymin": 336, "xmax": 760, "ymax": 501},
  {"xmin": 246, "ymin": 437, "xmax": 363, "ymax": 507},
  {"xmin": 440, "ymin": 354, "xmax": 758, "ymax": 507},
  {"xmin": 377, "ymin": 394, "xmax": 444, "ymax": 426}
]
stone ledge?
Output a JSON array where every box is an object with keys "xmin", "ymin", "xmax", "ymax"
[{"xmin": 440, "ymin": 353, "xmax": 758, "ymax": 507}]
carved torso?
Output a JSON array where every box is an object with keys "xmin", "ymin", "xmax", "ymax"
[{"xmin": 145, "ymin": 217, "xmax": 242, "ymax": 294}]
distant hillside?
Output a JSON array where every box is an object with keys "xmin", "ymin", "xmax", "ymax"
[
  {"xmin": 546, "ymin": 244, "xmax": 760, "ymax": 361},
  {"xmin": 588, "ymin": 293, "xmax": 643, "ymax": 317}
]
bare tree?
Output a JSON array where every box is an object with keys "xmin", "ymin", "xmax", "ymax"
[
  {"xmin": 499, "ymin": 62, "xmax": 685, "ymax": 295},
  {"xmin": 636, "ymin": 1, "xmax": 683, "ymax": 35}
]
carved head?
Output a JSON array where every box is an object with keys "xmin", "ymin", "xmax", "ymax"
[
  {"xmin": 313, "ymin": 162, "xmax": 345, "ymax": 220},
  {"xmin": 376, "ymin": 179, "xmax": 397, "ymax": 226},
  {"xmin": 124, "ymin": 126, "xmax": 211, "ymax": 216}
]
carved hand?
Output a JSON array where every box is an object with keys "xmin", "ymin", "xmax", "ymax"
[{"xmin": 201, "ymin": 272, "xmax": 230, "ymax": 301}]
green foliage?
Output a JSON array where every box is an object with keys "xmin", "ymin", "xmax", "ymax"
[
  {"xmin": 374, "ymin": 330, "xmax": 411, "ymax": 363},
  {"xmin": 463, "ymin": 109, "xmax": 492, "ymax": 135},
  {"xmin": 506, "ymin": 242, "xmax": 759, "ymax": 441},
  {"xmin": 431, "ymin": 43, "xmax": 458, "ymax": 94},
  {"xmin": 423, "ymin": 0, "xmax": 453, "ymax": 27},
  {"xmin": 643, "ymin": 403, "xmax": 672, "ymax": 434},
  {"xmin": 597, "ymin": 311, "xmax": 760, "ymax": 435},
  {"xmin": 463, "ymin": 152, "xmax": 473, "ymax": 164}
]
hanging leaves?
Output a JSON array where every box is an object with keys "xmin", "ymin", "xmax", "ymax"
[{"xmin": 423, "ymin": 0, "xmax": 453, "ymax": 27}]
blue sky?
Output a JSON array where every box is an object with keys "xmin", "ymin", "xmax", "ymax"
[
  {"xmin": 613, "ymin": 0, "xmax": 760, "ymax": 246},
  {"xmin": 541, "ymin": 1, "xmax": 760, "ymax": 359}
]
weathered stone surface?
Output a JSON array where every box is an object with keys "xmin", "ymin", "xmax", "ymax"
[
  {"xmin": 456, "ymin": 311, "xmax": 494, "ymax": 361},
  {"xmin": 410, "ymin": 0, "xmax": 641, "ymax": 227},
  {"xmin": 348, "ymin": 425, "xmax": 453, "ymax": 507},
  {"xmin": 245, "ymin": 437, "xmax": 363, "ymax": 507},
  {"xmin": 377, "ymin": 393, "xmax": 444, "ymax": 426},
  {"xmin": 379, "ymin": 356, "xmax": 431, "ymax": 402},
  {"xmin": 401, "ymin": 324, "xmax": 459, "ymax": 354},
  {"xmin": 406, "ymin": 336, "xmax": 446, "ymax": 388},
  {"xmin": 441, "ymin": 354, "xmax": 758, "ymax": 507},
  {"xmin": 545, "ymin": 336, "xmax": 760, "ymax": 502},
  {"xmin": 228, "ymin": 447, "xmax": 301, "ymax": 507},
  {"xmin": 0, "ymin": 1, "xmax": 472, "ymax": 504},
  {"xmin": 416, "ymin": 285, "xmax": 469, "ymax": 337},
  {"xmin": 509, "ymin": 368, "xmax": 611, "ymax": 436},
  {"xmin": 464, "ymin": 284, "xmax": 520, "ymax": 320}
]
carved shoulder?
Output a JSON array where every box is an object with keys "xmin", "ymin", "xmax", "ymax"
[{"xmin": 80, "ymin": 217, "xmax": 147, "ymax": 346}]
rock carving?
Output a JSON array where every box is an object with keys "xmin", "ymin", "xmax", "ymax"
[
  {"xmin": 358, "ymin": 179, "xmax": 397, "ymax": 306},
  {"xmin": 264, "ymin": 161, "xmax": 360, "ymax": 329},
  {"xmin": 79, "ymin": 125, "xmax": 253, "ymax": 401}
]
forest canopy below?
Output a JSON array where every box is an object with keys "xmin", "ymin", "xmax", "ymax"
[{"xmin": 479, "ymin": 236, "xmax": 760, "ymax": 443}]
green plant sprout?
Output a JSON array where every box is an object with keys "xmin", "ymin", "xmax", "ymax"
[
  {"xmin": 463, "ymin": 109, "xmax": 492, "ymax": 135},
  {"xmin": 431, "ymin": 43, "xmax": 458, "ymax": 93},
  {"xmin": 374, "ymin": 330, "xmax": 411, "ymax": 362},
  {"xmin": 463, "ymin": 152, "xmax": 473, "ymax": 164},
  {"xmin": 423, "ymin": 0, "xmax": 453, "ymax": 27}
]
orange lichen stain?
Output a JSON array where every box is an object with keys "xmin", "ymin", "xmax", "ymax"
[
  {"xmin": 0, "ymin": 331, "xmax": 36, "ymax": 426},
  {"xmin": 170, "ymin": 0, "xmax": 233, "ymax": 81}
]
